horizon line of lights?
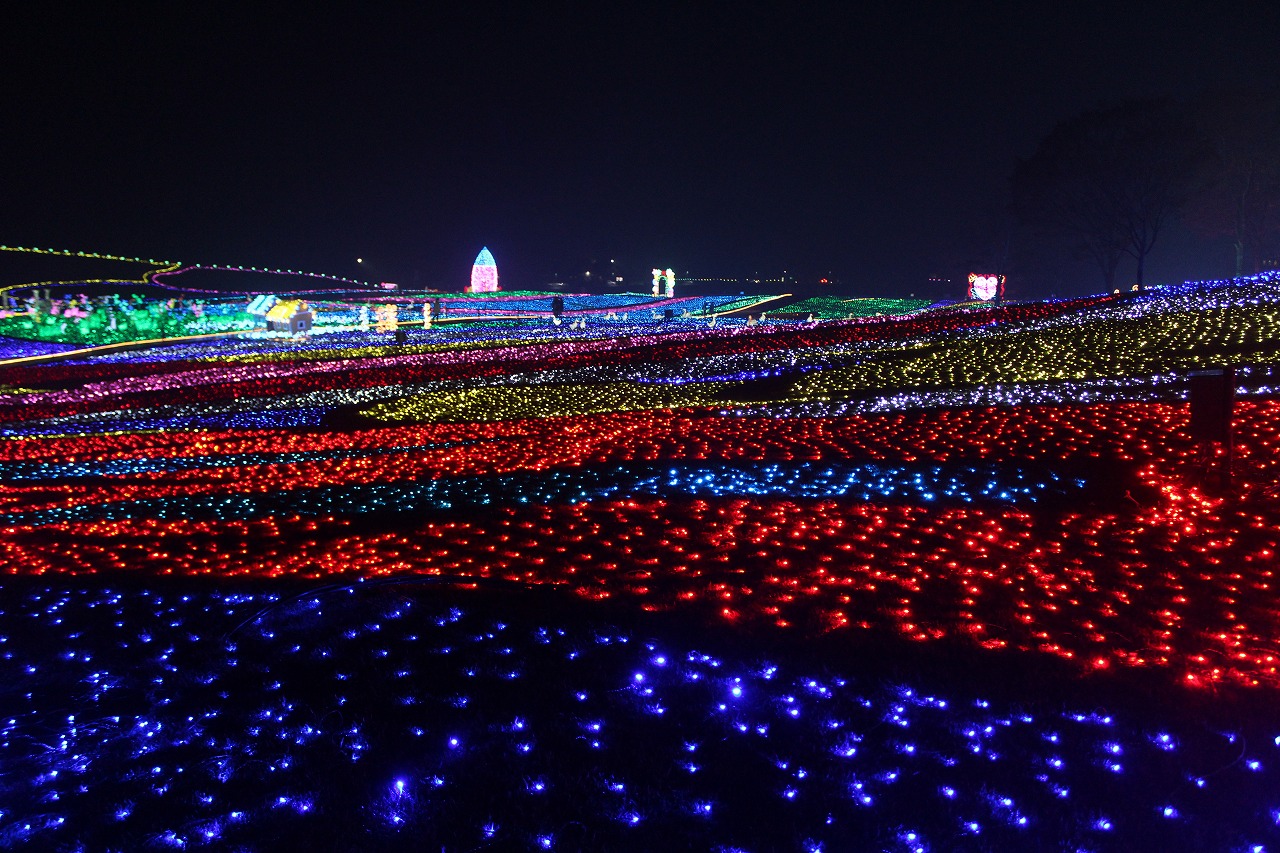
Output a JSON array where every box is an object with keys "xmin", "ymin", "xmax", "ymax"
[
  {"xmin": 0, "ymin": 244, "xmax": 175, "ymax": 265},
  {"xmin": 0, "ymin": 260, "xmax": 185, "ymax": 299},
  {"xmin": 1, "ymin": 245, "xmax": 377, "ymax": 294},
  {"xmin": 6, "ymin": 245, "xmax": 1276, "ymax": 300},
  {"xmin": 152, "ymin": 264, "xmax": 374, "ymax": 290}
]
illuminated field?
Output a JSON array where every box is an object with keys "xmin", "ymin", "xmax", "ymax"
[{"xmin": 3, "ymin": 269, "xmax": 1280, "ymax": 851}]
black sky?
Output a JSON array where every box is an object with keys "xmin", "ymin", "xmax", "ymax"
[{"xmin": 4, "ymin": 1, "xmax": 1279, "ymax": 297}]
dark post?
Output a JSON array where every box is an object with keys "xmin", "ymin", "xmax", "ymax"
[{"xmin": 1188, "ymin": 368, "xmax": 1234, "ymax": 484}]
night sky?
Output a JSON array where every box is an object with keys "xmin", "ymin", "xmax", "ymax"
[{"xmin": 4, "ymin": 2, "xmax": 1279, "ymax": 297}]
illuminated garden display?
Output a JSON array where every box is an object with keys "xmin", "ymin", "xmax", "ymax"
[
  {"xmin": 649, "ymin": 268, "xmax": 677, "ymax": 298},
  {"xmin": 968, "ymin": 273, "xmax": 1004, "ymax": 301},
  {"xmin": 3, "ymin": 252, "xmax": 1280, "ymax": 850},
  {"xmin": 470, "ymin": 246, "xmax": 499, "ymax": 293}
]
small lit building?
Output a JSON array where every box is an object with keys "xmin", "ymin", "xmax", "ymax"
[{"xmin": 266, "ymin": 300, "xmax": 314, "ymax": 334}]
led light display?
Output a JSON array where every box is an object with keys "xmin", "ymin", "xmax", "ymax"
[
  {"xmin": 470, "ymin": 247, "xmax": 499, "ymax": 293},
  {"xmin": 2, "ymin": 267, "xmax": 1280, "ymax": 850},
  {"xmin": 968, "ymin": 273, "xmax": 1004, "ymax": 301},
  {"xmin": 2, "ymin": 587, "xmax": 1274, "ymax": 851}
]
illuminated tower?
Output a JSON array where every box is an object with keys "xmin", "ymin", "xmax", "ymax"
[{"xmin": 470, "ymin": 247, "xmax": 499, "ymax": 293}]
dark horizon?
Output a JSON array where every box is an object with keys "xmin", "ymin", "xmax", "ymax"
[{"xmin": 3, "ymin": 2, "xmax": 1278, "ymax": 299}]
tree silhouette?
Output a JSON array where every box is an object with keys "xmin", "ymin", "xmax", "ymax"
[
  {"xmin": 1013, "ymin": 100, "xmax": 1209, "ymax": 289},
  {"xmin": 1185, "ymin": 89, "xmax": 1280, "ymax": 277}
]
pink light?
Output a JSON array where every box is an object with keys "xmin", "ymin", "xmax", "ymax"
[{"xmin": 470, "ymin": 247, "xmax": 499, "ymax": 293}]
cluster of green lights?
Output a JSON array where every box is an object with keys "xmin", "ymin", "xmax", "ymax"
[
  {"xmin": 781, "ymin": 296, "xmax": 933, "ymax": 319},
  {"xmin": 0, "ymin": 297, "xmax": 255, "ymax": 347},
  {"xmin": 711, "ymin": 296, "xmax": 779, "ymax": 315}
]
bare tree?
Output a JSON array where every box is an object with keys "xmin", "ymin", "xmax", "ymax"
[
  {"xmin": 1186, "ymin": 89, "xmax": 1280, "ymax": 277},
  {"xmin": 1013, "ymin": 100, "xmax": 1209, "ymax": 289}
]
